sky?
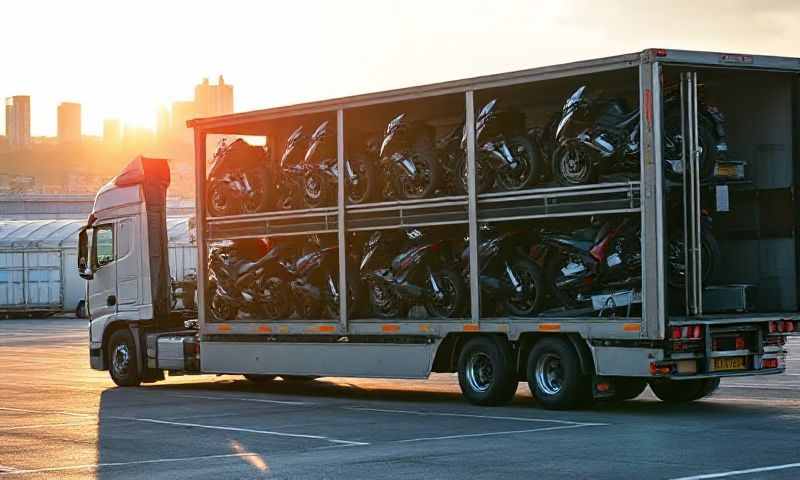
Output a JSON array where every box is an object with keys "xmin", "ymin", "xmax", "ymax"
[{"xmin": 1, "ymin": 0, "xmax": 799, "ymax": 137}]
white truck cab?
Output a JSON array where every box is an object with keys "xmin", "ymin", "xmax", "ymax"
[{"xmin": 80, "ymin": 157, "xmax": 191, "ymax": 385}]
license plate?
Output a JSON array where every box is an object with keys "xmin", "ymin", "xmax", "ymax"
[
  {"xmin": 716, "ymin": 164, "xmax": 739, "ymax": 177},
  {"xmin": 712, "ymin": 356, "xmax": 747, "ymax": 371}
]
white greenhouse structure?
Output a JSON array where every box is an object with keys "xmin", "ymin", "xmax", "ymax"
[{"xmin": 0, "ymin": 218, "xmax": 196, "ymax": 315}]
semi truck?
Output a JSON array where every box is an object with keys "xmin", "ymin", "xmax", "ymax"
[{"xmin": 82, "ymin": 49, "xmax": 800, "ymax": 409}]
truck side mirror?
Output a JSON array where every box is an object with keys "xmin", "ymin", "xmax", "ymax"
[{"xmin": 78, "ymin": 228, "xmax": 93, "ymax": 280}]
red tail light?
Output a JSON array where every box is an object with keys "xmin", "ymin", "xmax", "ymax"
[
  {"xmin": 692, "ymin": 325, "xmax": 703, "ymax": 339},
  {"xmin": 671, "ymin": 327, "xmax": 682, "ymax": 339},
  {"xmin": 428, "ymin": 242, "xmax": 441, "ymax": 253},
  {"xmin": 735, "ymin": 337, "xmax": 746, "ymax": 350},
  {"xmin": 769, "ymin": 321, "xmax": 777, "ymax": 333},
  {"xmin": 762, "ymin": 358, "xmax": 779, "ymax": 369},
  {"xmin": 784, "ymin": 321, "xmax": 796, "ymax": 333}
]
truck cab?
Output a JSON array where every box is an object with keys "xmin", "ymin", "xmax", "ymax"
[{"xmin": 80, "ymin": 156, "xmax": 197, "ymax": 386}]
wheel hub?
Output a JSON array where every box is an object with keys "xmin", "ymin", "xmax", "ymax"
[
  {"xmin": 466, "ymin": 352, "xmax": 494, "ymax": 393},
  {"xmin": 535, "ymin": 353, "xmax": 564, "ymax": 395},
  {"xmin": 112, "ymin": 344, "xmax": 130, "ymax": 377}
]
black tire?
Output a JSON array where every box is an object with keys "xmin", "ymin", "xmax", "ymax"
[
  {"xmin": 666, "ymin": 228, "xmax": 721, "ymax": 290},
  {"xmin": 368, "ymin": 281, "xmax": 405, "ymax": 319},
  {"xmin": 457, "ymin": 336, "xmax": 518, "ymax": 406},
  {"xmin": 502, "ymin": 256, "xmax": 545, "ymax": 317},
  {"xmin": 552, "ymin": 142, "xmax": 597, "ymax": 186},
  {"xmin": 75, "ymin": 300, "xmax": 86, "ymax": 319},
  {"xmin": 207, "ymin": 180, "xmax": 232, "ymax": 217},
  {"xmin": 303, "ymin": 170, "xmax": 328, "ymax": 208},
  {"xmin": 323, "ymin": 269, "xmax": 364, "ymax": 320},
  {"xmin": 649, "ymin": 378, "xmax": 720, "ymax": 403},
  {"xmin": 209, "ymin": 290, "xmax": 237, "ymax": 321},
  {"xmin": 108, "ymin": 329, "xmax": 142, "ymax": 387},
  {"xmin": 496, "ymin": 136, "xmax": 541, "ymax": 191},
  {"xmin": 347, "ymin": 154, "xmax": 377, "ymax": 204},
  {"xmin": 392, "ymin": 135, "xmax": 442, "ymax": 200},
  {"xmin": 242, "ymin": 172, "xmax": 269, "ymax": 214},
  {"xmin": 244, "ymin": 374, "xmax": 277, "ymax": 384},
  {"xmin": 608, "ymin": 378, "xmax": 648, "ymax": 402},
  {"xmin": 527, "ymin": 337, "xmax": 591, "ymax": 410},
  {"xmin": 424, "ymin": 267, "xmax": 466, "ymax": 319},
  {"xmin": 455, "ymin": 154, "xmax": 495, "ymax": 195}
]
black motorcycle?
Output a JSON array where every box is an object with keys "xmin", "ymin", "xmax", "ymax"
[
  {"xmin": 208, "ymin": 239, "xmax": 293, "ymax": 321},
  {"xmin": 536, "ymin": 217, "xmax": 643, "ymax": 310},
  {"xmin": 463, "ymin": 225, "xmax": 544, "ymax": 316},
  {"xmin": 277, "ymin": 126, "xmax": 310, "ymax": 210},
  {"xmin": 207, "ymin": 139, "xmax": 272, "ymax": 217},
  {"xmin": 360, "ymin": 229, "xmax": 465, "ymax": 318},
  {"xmin": 303, "ymin": 121, "xmax": 376, "ymax": 207},
  {"xmin": 454, "ymin": 100, "xmax": 541, "ymax": 194},
  {"xmin": 552, "ymin": 85, "xmax": 727, "ymax": 186},
  {"xmin": 379, "ymin": 114, "xmax": 442, "ymax": 200},
  {"xmin": 282, "ymin": 236, "xmax": 362, "ymax": 319}
]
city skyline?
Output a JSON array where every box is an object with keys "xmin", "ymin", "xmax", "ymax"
[{"xmin": 0, "ymin": 0, "xmax": 797, "ymax": 137}]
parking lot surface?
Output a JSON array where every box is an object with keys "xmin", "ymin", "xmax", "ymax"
[{"xmin": 1, "ymin": 318, "xmax": 799, "ymax": 479}]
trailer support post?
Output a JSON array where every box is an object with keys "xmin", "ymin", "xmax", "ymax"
[{"xmin": 465, "ymin": 90, "xmax": 480, "ymax": 324}]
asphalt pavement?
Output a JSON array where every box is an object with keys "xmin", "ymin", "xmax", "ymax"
[{"xmin": 1, "ymin": 318, "xmax": 799, "ymax": 479}]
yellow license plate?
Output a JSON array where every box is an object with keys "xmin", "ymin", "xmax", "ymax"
[
  {"xmin": 716, "ymin": 165, "xmax": 739, "ymax": 177},
  {"xmin": 713, "ymin": 356, "xmax": 747, "ymax": 371}
]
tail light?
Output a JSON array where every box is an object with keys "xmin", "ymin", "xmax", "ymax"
[
  {"xmin": 671, "ymin": 325, "xmax": 703, "ymax": 340},
  {"xmin": 762, "ymin": 358, "xmax": 779, "ymax": 369},
  {"xmin": 672, "ymin": 327, "xmax": 682, "ymax": 339},
  {"xmin": 769, "ymin": 321, "xmax": 777, "ymax": 333},
  {"xmin": 784, "ymin": 321, "xmax": 796, "ymax": 333},
  {"xmin": 735, "ymin": 336, "xmax": 746, "ymax": 350}
]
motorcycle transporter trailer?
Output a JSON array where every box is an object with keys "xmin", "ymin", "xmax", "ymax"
[{"xmin": 82, "ymin": 48, "xmax": 800, "ymax": 409}]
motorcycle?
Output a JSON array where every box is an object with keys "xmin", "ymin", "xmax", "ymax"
[
  {"xmin": 536, "ymin": 216, "xmax": 644, "ymax": 311},
  {"xmin": 453, "ymin": 100, "xmax": 541, "ymax": 194},
  {"xmin": 551, "ymin": 85, "xmax": 727, "ymax": 186},
  {"xmin": 463, "ymin": 225, "xmax": 544, "ymax": 316},
  {"xmin": 277, "ymin": 126, "xmax": 310, "ymax": 210},
  {"xmin": 208, "ymin": 239, "xmax": 293, "ymax": 321},
  {"xmin": 379, "ymin": 114, "xmax": 442, "ymax": 200},
  {"xmin": 303, "ymin": 121, "xmax": 377, "ymax": 207},
  {"xmin": 207, "ymin": 139, "xmax": 272, "ymax": 216},
  {"xmin": 360, "ymin": 229, "xmax": 466, "ymax": 319},
  {"xmin": 282, "ymin": 236, "xmax": 363, "ymax": 319}
]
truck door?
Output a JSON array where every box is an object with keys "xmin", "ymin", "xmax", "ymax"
[
  {"xmin": 115, "ymin": 217, "xmax": 141, "ymax": 311},
  {"xmin": 88, "ymin": 223, "xmax": 118, "ymax": 319}
]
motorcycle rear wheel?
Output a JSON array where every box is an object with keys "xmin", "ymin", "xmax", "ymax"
[
  {"xmin": 496, "ymin": 136, "xmax": 540, "ymax": 191},
  {"xmin": 667, "ymin": 228, "xmax": 721, "ymax": 290},
  {"xmin": 502, "ymin": 257, "xmax": 545, "ymax": 316},
  {"xmin": 368, "ymin": 281, "xmax": 405, "ymax": 319},
  {"xmin": 663, "ymin": 114, "xmax": 718, "ymax": 182},
  {"xmin": 303, "ymin": 171, "xmax": 328, "ymax": 208},
  {"xmin": 256, "ymin": 278, "xmax": 292, "ymax": 320},
  {"xmin": 391, "ymin": 134, "xmax": 441, "ymax": 200},
  {"xmin": 455, "ymin": 154, "xmax": 494, "ymax": 195},
  {"xmin": 552, "ymin": 143, "xmax": 597, "ymax": 186},
  {"xmin": 424, "ymin": 267, "xmax": 466, "ymax": 319},
  {"xmin": 209, "ymin": 292, "xmax": 238, "ymax": 321}
]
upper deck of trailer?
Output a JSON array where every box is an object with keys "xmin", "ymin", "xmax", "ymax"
[{"xmin": 186, "ymin": 49, "xmax": 800, "ymax": 135}]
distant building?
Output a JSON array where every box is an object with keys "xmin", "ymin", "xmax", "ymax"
[
  {"xmin": 170, "ymin": 100, "xmax": 196, "ymax": 141},
  {"xmin": 194, "ymin": 76, "xmax": 233, "ymax": 118},
  {"xmin": 5, "ymin": 96, "xmax": 31, "ymax": 150},
  {"xmin": 103, "ymin": 119, "xmax": 121, "ymax": 144},
  {"xmin": 57, "ymin": 102, "xmax": 81, "ymax": 144}
]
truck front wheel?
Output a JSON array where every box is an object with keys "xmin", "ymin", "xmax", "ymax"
[
  {"xmin": 649, "ymin": 378, "xmax": 720, "ymax": 403},
  {"xmin": 457, "ymin": 336, "xmax": 517, "ymax": 406},
  {"xmin": 527, "ymin": 337, "xmax": 590, "ymax": 410},
  {"xmin": 108, "ymin": 329, "xmax": 142, "ymax": 387}
]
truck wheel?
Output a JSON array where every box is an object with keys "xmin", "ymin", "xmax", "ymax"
[
  {"xmin": 244, "ymin": 374, "xmax": 277, "ymax": 384},
  {"xmin": 608, "ymin": 378, "xmax": 648, "ymax": 402},
  {"xmin": 457, "ymin": 336, "xmax": 517, "ymax": 406},
  {"xmin": 527, "ymin": 337, "xmax": 590, "ymax": 410},
  {"xmin": 108, "ymin": 329, "xmax": 142, "ymax": 387},
  {"xmin": 649, "ymin": 378, "xmax": 720, "ymax": 403}
]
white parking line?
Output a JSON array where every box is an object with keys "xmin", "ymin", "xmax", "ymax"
[
  {"xmin": 396, "ymin": 423, "xmax": 599, "ymax": 443},
  {"xmin": 170, "ymin": 393, "xmax": 309, "ymax": 406},
  {"xmin": 720, "ymin": 384, "xmax": 800, "ymax": 390},
  {"xmin": 670, "ymin": 462, "xmax": 800, "ymax": 480},
  {"xmin": 0, "ymin": 453, "xmax": 260, "ymax": 476},
  {"xmin": 119, "ymin": 417, "xmax": 368, "ymax": 446},
  {"xmin": 347, "ymin": 407, "xmax": 606, "ymax": 426}
]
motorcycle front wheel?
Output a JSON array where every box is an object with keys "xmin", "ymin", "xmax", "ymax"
[
  {"xmin": 303, "ymin": 171, "xmax": 328, "ymax": 209},
  {"xmin": 368, "ymin": 281, "xmax": 405, "ymax": 319},
  {"xmin": 663, "ymin": 114, "xmax": 718, "ymax": 182},
  {"xmin": 207, "ymin": 181, "xmax": 232, "ymax": 217},
  {"xmin": 424, "ymin": 267, "xmax": 466, "ymax": 319},
  {"xmin": 256, "ymin": 277, "xmax": 292, "ymax": 320},
  {"xmin": 346, "ymin": 155, "xmax": 377, "ymax": 204},
  {"xmin": 209, "ymin": 291, "xmax": 238, "ymax": 321},
  {"xmin": 323, "ymin": 273, "xmax": 364, "ymax": 320},
  {"xmin": 241, "ymin": 172, "xmax": 269, "ymax": 214},
  {"xmin": 502, "ymin": 257, "xmax": 545, "ymax": 316},
  {"xmin": 496, "ymin": 136, "xmax": 540, "ymax": 191},
  {"xmin": 552, "ymin": 143, "xmax": 597, "ymax": 186}
]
